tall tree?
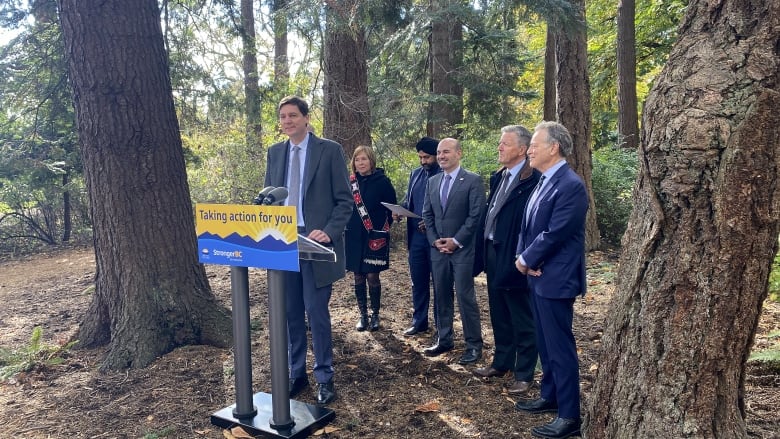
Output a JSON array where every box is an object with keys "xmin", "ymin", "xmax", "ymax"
[
  {"xmin": 272, "ymin": 0, "xmax": 289, "ymax": 84},
  {"xmin": 57, "ymin": 0, "xmax": 232, "ymax": 370},
  {"xmin": 240, "ymin": 0, "xmax": 262, "ymax": 148},
  {"xmin": 616, "ymin": 0, "xmax": 638, "ymax": 149},
  {"xmin": 322, "ymin": 0, "xmax": 372, "ymax": 158},
  {"xmin": 586, "ymin": 0, "xmax": 780, "ymax": 436},
  {"xmin": 543, "ymin": 26, "xmax": 556, "ymax": 121},
  {"xmin": 553, "ymin": 0, "xmax": 600, "ymax": 250},
  {"xmin": 427, "ymin": 0, "xmax": 463, "ymax": 138}
]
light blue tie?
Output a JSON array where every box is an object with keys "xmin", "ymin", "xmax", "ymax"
[{"xmin": 440, "ymin": 174, "xmax": 452, "ymax": 210}]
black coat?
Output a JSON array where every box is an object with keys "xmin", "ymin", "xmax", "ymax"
[
  {"xmin": 484, "ymin": 161, "xmax": 540, "ymax": 290},
  {"xmin": 345, "ymin": 168, "xmax": 397, "ymax": 273}
]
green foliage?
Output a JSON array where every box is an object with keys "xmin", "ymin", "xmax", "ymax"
[
  {"xmin": 767, "ymin": 250, "xmax": 780, "ymax": 302},
  {"xmin": 142, "ymin": 427, "xmax": 177, "ymax": 439},
  {"xmin": 0, "ymin": 326, "xmax": 78, "ymax": 380},
  {"xmin": 591, "ymin": 146, "xmax": 637, "ymax": 246},
  {"xmin": 749, "ymin": 330, "xmax": 780, "ymax": 371}
]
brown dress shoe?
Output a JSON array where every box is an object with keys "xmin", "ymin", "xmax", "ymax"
[
  {"xmin": 507, "ymin": 380, "xmax": 534, "ymax": 394},
  {"xmin": 472, "ymin": 366, "xmax": 508, "ymax": 378}
]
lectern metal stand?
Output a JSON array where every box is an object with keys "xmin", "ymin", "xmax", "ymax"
[{"xmin": 211, "ymin": 235, "xmax": 336, "ymax": 438}]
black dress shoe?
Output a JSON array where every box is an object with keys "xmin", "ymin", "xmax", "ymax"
[
  {"xmin": 423, "ymin": 343, "xmax": 454, "ymax": 356},
  {"xmin": 457, "ymin": 348, "xmax": 481, "ymax": 365},
  {"xmin": 288, "ymin": 376, "xmax": 309, "ymax": 398},
  {"xmin": 403, "ymin": 325, "xmax": 428, "ymax": 336},
  {"xmin": 531, "ymin": 417, "xmax": 581, "ymax": 438},
  {"xmin": 515, "ymin": 397, "xmax": 558, "ymax": 414},
  {"xmin": 316, "ymin": 380, "xmax": 337, "ymax": 405},
  {"xmin": 472, "ymin": 366, "xmax": 507, "ymax": 378}
]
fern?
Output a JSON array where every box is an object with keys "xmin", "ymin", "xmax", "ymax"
[{"xmin": 0, "ymin": 326, "xmax": 78, "ymax": 380}]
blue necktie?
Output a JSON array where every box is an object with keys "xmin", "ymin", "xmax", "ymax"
[{"xmin": 440, "ymin": 175, "xmax": 452, "ymax": 210}]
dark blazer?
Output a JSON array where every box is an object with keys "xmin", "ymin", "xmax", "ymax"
[
  {"xmin": 264, "ymin": 134, "xmax": 354, "ymax": 288},
  {"xmin": 423, "ymin": 168, "xmax": 486, "ymax": 261},
  {"xmin": 345, "ymin": 168, "xmax": 397, "ymax": 272},
  {"xmin": 401, "ymin": 165, "xmax": 441, "ymax": 248},
  {"xmin": 517, "ymin": 162, "xmax": 588, "ymax": 298},
  {"xmin": 485, "ymin": 161, "xmax": 540, "ymax": 290}
]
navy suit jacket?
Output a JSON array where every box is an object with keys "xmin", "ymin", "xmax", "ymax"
[
  {"xmin": 264, "ymin": 134, "xmax": 353, "ymax": 288},
  {"xmin": 517, "ymin": 162, "xmax": 588, "ymax": 299}
]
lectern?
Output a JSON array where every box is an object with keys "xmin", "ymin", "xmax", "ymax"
[{"xmin": 210, "ymin": 234, "xmax": 336, "ymax": 438}]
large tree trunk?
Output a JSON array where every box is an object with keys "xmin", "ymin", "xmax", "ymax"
[
  {"xmin": 57, "ymin": 0, "xmax": 232, "ymax": 370},
  {"xmin": 427, "ymin": 0, "xmax": 463, "ymax": 139},
  {"xmin": 617, "ymin": 0, "xmax": 639, "ymax": 150},
  {"xmin": 586, "ymin": 1, "xmax": 780, "ymax": 437},
  {"xmin": 240, "ymin": 0, "xmax": 262, "ymax": 150},
  {"xmin": 543, "ymin": 26, "xmax": 556, "ymax": 122},
  {"xmin": 554, "ymin": 0, "xmax": 599, "ymax": 250},
  {"xmin": 322, "ymin": 0, "xmax": 372, "ymax": 159},
  {"xmin": 272, "ymin": 0, "xmax": 289, "ymax": 84}
]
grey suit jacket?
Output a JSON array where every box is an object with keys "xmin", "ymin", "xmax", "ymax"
[
  {"xmin": 422, "ymin": 168, "xmax": 486, "ymax": 262},
  {"xmin": 264, "ymin": 134, "xmax": 353, "ymax": 287}
]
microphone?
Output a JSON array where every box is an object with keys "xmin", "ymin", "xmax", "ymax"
[
  {"xmin": 252, "ymin": 186, "xmax": 275, "ymax": 205},
  {"xmin": 261, "ymin": 187, "xmax": 289, "ymax": 205}
]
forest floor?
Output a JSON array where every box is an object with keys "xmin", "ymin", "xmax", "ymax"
[{"xmin": 0, "ymin": 244, "xmax": 778, "ymax": 439}]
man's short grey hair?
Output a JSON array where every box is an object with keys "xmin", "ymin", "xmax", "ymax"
[
  {"xmin": 501, "ymin": 125, "xmax": 532, "ymax": 147},
  {"xmin": 535, "ymin": 121, "xmax": 573, "ymax": 157}
]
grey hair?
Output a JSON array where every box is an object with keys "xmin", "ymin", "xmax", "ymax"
[
  {"xmin": 501, "ymin": 125, "xmax": 532, "ymax": 148},
  {"xmin": 535, "ymin": 121, "xmax": 573, "ymax": 157}
]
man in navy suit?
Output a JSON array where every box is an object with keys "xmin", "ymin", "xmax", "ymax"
[
  {"xmin": 397, "ymin": 137, "xmax": 442, "ymax": 336},
  {"xmin": 422, "ymin": 138, "xmax": 486, "ymax": 365},
  {"xmin": 514, "ymin": 121, "xmax": 587, "ymax": 439},
  {"xmin": 264, "ymin": 96, "xmax": 353, "ymax": 405}
]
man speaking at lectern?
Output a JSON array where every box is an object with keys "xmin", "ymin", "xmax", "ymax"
[{"xmin": 264, "ymin": 95, "xmax": 353, "ymax": 405}]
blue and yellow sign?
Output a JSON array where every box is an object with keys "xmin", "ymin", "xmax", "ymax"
[{"xmin": 195, "ymin": 203, "xmax": 299, "ymax": 271}]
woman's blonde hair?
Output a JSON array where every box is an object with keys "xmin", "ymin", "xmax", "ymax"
[{"xmin": 351, "ymin": 145, "xmax": 377, "ymax": 174}]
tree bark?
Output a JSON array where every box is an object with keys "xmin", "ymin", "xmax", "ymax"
[
  {"xmin": 554, "ymin": 0, "xmax": 600, "ymax": 250},
  {"xmin": 272, "ymin": 0, "xmax": 289, "ymax": 84},
  {"xmin": 322, "ymin": 0, "xmax": 372, "ymax": 159},
  {"xmin": 543, "ymin": 26, "xmax": 556, "ymax": 122},
  {"xmin": 240, "ymin": 0, "xmax": 262, "ymax": 150},
  {"xmin": 586, "ymin": 1, "xmax": 780, "ymax": 437},
  {"xmin": 617, "ymin": 0, "xmax": 639, "ymax": 150},
  {"xmin": 427, "ymin": 0, "xmax": 463, "ymax": 139},
  {"xmin": 57, "ymin": 0, "xmax": 232, "ymax": 370}
]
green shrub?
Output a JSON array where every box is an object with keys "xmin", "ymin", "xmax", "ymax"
[
  {"xmin": 768, "ymin": 248, "xmax": 780, "ymax": 302},
  {"xmin": 592, "ymin": 146, "xmax": 637, "ymax": 246},
  {"xmin": 0, "ymin": 326, "xmax": 78, "ymax": 380}
]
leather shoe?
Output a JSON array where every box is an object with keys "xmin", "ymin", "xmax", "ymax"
[
  {"xmin": 507, "ymin": 380, "xmax": 534, "ymax": 395},
  {"xmin": 531, "ymin": 417, "xmax": 581, "ymax": 438},
  {"xmin": 423, "ymin": 343, "xmax": 454, "ymax": 357},
  {"xmin": 403, "ymin": 325, "xmax": 428, "ymax": 336},
  {"xmin": 472, "ymin": 366, "xmax": 508, "ymax": 378},
  {"xmin": 515, "ymin": 397, "xmax": 558, "ymax": 414},
  {"xmin": 288, "ymin": 376, "xmax": 309, "ymax": 398},
  {"xmin": 316, "ymin": 380, "xmax": 337, "ymax": 405},
  {"xmin": 457, "ymin": 348, "xmax": 482, "ymax": 365}
]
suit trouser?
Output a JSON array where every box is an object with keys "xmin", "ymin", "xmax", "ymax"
[
  {"xmin": 531, "ymin": 294, "xmax": 580, "ymax": 420},
  {"xmin": 408, "ymin": 230, "xmax": 436, "ymax": 329},
  {"xmin": 485, "ymin": 242, "xmax": 537, "ymax": 381},
  {"xmin": 285, "ymin": 260, "xmax": 334, "ymax": 384},
  {"xmin": 431, "ymin": 251, "xmax": 483, "ymax": 351}
]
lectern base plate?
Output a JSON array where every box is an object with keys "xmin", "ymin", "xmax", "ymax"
[{"xmin": 211, "ymin": 392, "xmax": 335, "ymax": 439}]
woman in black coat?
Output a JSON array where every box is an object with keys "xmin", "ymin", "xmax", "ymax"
[{"xmin": 345, "ymin": 145, "xmax": 397, "ymax": 331}]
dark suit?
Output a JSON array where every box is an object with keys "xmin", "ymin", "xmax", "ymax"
[
  {"xmin": 422, "ymin": 168, "xmax": 486, "ymax": 351},
  {"xmin": 401, "ymin": 165, "xmax": 441, "ymax": 330},
  {"xmin": 484, "ymin": 161, "xmax": 540, "ymax": 381},
  {"xmin": 516, "ymin": 162, "xmax": 588, "ymax": 420},
  {"xmin": 264, "ymin": 133, "xmax": 353, "ymax": 384}
]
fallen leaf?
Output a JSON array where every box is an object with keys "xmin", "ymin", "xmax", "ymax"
[
  {"xmin": 230, "ymin": 426, "xmax": 253, "ymax": 438},
  {"xmin": 415, "ymin": 400, "xmax": 440, "ymax": 412},
  {"xmin": 223, "ymin": 429, "xmax": 237, "ymax": 439},
  {"xmin": 194, "ymin": 429, "xmax": 212, "ymax": 435}
]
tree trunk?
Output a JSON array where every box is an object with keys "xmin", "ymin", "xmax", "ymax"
[
  {"xmin": 617, "ymin": 0, "xmax": 639, "ymax": 150},
  {"xmin": 273, "ymin": 0, "xmax": 289, "ymax": 84},
  {"xmin": 543, "ymin": 26, "xmax": 556, "ymax": 122},
  {"xmin": 57, "ymin": 0, "xmax": 232, "ymax": 370},
  {"xmin": 586, "ymin": 1, "xmax": 780, "ymax": 437},
  {"xmin": 554, "ymin": 0, "xmax": 599, "ymax": 250},
  {"xmin": 427, "ymin": 0, "xmax": 463, "ymax": 139},
  {"xmin": 322, "ymin": 0, "xmax": 372, "ymax": 159},
  {"xmin": 240, "ymin": 0, "xmax": 262, "ymax": 150}
]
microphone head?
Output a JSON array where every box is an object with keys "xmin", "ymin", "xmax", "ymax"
[
  {"xmin": 252, "ymin": 186, "xmax": 275, "ymax": 205},
  {"xmin": 261, "ymin": 187, "xmax": 289, "ymax": 205}
]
